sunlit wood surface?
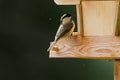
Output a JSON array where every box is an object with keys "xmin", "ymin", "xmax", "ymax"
[{"xmin": 49, "ymin": 32, "xmax": 120, "ymax": 59}]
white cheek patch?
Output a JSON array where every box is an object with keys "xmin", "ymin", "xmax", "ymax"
[{"xmin": 62, "ymin": 17, "xmax": 72, "ymax": 24}]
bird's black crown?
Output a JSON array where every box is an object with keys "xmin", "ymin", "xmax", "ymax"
[{"xmin": 60, "ymin": 13, "xmax": 72, "ymax": 22}]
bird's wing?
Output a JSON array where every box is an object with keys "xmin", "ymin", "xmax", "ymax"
[{"xmin": 55, "ymin": 23, "xmax": 73, "ymax": 41}]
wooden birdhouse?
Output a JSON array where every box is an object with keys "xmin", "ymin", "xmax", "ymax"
[{"xmin": 49, "ymin": 0, "xmax": 120, "ymax": 80}]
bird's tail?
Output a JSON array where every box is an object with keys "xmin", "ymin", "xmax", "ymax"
[{"xmin": 47, "ymin": 41, "xmax": 56, "ymax": 52}]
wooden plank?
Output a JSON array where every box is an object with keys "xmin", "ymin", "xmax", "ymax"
[
  {"xmin": 54, "ymin": 0, "xmax": 119, "ymax": 5},
  {"xmin": 54, "ymin": 0, "xmax": 81, "ymax": 5},
  {"xmin": 76, "ymin": 4, "xmax": 84, "ymax": 36},
  {"xmin": 114, "ymin": 60, "xmax": 120, "ymax": 80},
  {"xmin": 116, "ymin": 5, "xmax": 120, "ymax": 36},
  {"xmin": 82, "ymin": 1, "xmax": 119, "ymax": 36},
  {"xmin": 49, "ymin": 32, "xmax": 120, "ymax": 59}
]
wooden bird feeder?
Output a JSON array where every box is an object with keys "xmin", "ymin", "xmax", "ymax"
[{"xmin": 49, "ymin": 0, "xmax": 120, "ymax": 80}]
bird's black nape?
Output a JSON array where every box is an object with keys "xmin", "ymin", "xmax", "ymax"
[
  {"xmin": 65, "ymin": 13, "xmax": 72, "ymax": 17},
  {"xmin": 60, "ymin": 13, "xmax": 72, "ymax": 22}
]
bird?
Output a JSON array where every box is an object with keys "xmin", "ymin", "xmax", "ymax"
[{"xmin": 47, "ymin": 13, "xmax": 75, "ymax": 52}]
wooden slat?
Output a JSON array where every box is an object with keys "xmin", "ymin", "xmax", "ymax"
[
  {"xmin": 54, "ymin": 0, "xmax": 119, "ymax": 5},
  {"xmin": 82, "ymin": 1, "xmax": 119, "ymax": 36},
  {"xmin": 114, "ymin": 60, "xmax": 120, "ymax": 80},
  {"xmin": 54, "ymin": 0, "xmax": 81, "ymax": 5},
  {"xmin": 49, "ymin": 32, "xmax": 120, "ymax": 59},
  {"xmin": 116, "ymin": 5, "xmax": 120, "ymax": 36},
  {"xmin": 76, "ymin": 4, "xmax": 84, "ymax": 36}
]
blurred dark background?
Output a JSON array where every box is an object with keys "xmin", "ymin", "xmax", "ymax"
[{"xmin": 0, "ymin": 0, "xmax": 118, "ymax": 80}]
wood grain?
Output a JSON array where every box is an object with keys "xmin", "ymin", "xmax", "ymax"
[
  {"xmin": 82, "ymin": 1, "xmax": 119, "ymax": 36},
  {"xmin": 49, "ymin": 32, "xmax": 120, "ymax": 59}
]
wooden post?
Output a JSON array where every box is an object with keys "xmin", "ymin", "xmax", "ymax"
[
  {"xmin": 50, "ymin": 0, "xmax": 120, "ymax": 80},
  {"xmin": 115, "ymin": 60, "xmax": 120, "ymax": 80},
  {"xmin": 76, "ymin": 4, "xmax": 84, "ymax": 36}
]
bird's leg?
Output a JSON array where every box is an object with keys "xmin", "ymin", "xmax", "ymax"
[
  {"xmin": 69, "ymin": 34, "xmax": 73, "ymax": 39},
  {"xmin": 65, "ymin": 34, "xmax": 72, "ymax": 40}
]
